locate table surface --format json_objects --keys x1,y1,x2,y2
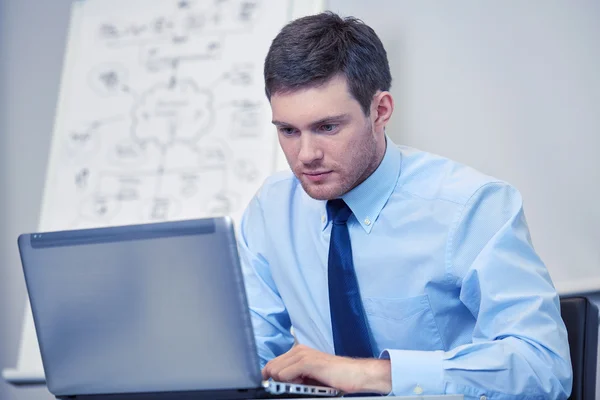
[{"x1": 271, "y1": 396, "x2": 463, "y2": 400}]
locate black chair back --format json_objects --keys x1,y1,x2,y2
[{"x1": 560, "y1": 297, "x2": 599, "y2": 400}]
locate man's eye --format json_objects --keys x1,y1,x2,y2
[
  {"x1": 279, "y1": 127, "x2": 296, "y2": 135},
  {"x1": 320, "y1": 124, "x2": 337, "y2": 132}
]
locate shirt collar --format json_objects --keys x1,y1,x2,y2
[{"x1": 320, "y1": 136, "x2": 402, "y2": 233}]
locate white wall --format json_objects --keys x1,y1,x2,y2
[{"x1": 1, "y1": 1, "x2": 599, "y2": 399}]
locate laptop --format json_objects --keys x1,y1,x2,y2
[{"x1": 18, "y1": 218, "x2": 339, "y2": 399}]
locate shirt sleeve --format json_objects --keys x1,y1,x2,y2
[
  {"x1": 381, "y1": 182, "x2": 573, "y2": 400},
  {"x1": 238, "y1": 194, "x2": 295, "y2": 368}
]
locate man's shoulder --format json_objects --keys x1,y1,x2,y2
[{"x1": 396, "y1": 145, "x2": 510, "y2": 206}]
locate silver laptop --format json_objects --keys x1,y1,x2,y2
[{"x1": 18, "y1": 218, "x2": 339, "y2": 399}]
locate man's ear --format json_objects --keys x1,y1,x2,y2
[{"x1": 371, "y1": 91, "x2": 394, "y2": 134}]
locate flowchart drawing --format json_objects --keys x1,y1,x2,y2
[{"x1": 41, "y1": 0, "x2": 291, "y2": 231}]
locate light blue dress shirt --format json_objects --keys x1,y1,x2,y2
[{"x1": 238, "y1": 138, "x2": 572, "y2": 399}]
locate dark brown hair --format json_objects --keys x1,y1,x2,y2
[{"x1": 264, "y1": 12, "x2": 392, "y2": 115}]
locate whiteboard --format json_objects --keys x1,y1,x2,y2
[{"x1": 3, "y1": 0, "x2": 323, "y2": 384}]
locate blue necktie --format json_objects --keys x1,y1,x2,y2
[{"x1": 327, "y1": 199, "x2": 374, "y2": 358}]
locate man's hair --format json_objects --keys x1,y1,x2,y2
[{"x1": 264, "y1": 12, "x2": 392, "y2": 115}]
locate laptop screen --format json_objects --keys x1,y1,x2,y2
[{"x1": 19, "y1": 218, "x2": 262, "y2": 397}]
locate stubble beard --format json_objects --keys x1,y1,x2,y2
[{"x1": 297, "y1": 128, "x2": 380, "y2": 201}]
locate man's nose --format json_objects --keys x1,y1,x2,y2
[{"x1": 297, "y1": 133, "x2": 323, "y2": 165}]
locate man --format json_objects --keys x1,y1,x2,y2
[{"x1": 238, "y1": 11, "x2": 572, "y2": 399}]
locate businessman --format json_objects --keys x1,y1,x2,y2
[{"x1": 237, "y1": 11, "x2": 572, "y2": 399}]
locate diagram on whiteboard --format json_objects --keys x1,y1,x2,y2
[{"x1": 42, "y1": 0, "x2": 290, "y2": 230}]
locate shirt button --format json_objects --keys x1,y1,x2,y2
[
  {"x1": 413, "y1": 385, "x2": 423, "y2": 395},
  {"x1": 321, "y1": 215, "x2": 326, "y2": 223},
  {"x1": 480, "y1": 396, "x2": 487, "y2": 400},
  {"x1": 364, "y1": 218, "x2": 371, "y2": 226}
]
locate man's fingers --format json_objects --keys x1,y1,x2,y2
[
  {"x1": 263, "y1": 354, "x2": 304, "y2": 379},
  {"x1": 262, "y1": 348, "x2": 305, "y2": 380},
  {"x1": 273, "y1": 362, "x2": 308, "y2": 383}
]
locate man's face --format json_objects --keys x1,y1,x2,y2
[{"x1": 270, "y1": 75, "x2": 385, "y2": 200}]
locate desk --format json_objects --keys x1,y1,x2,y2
[{"x1": 281, "y1": 396, "x2": 462, "y2": 400}]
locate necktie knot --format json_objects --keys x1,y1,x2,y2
[{"x1": 327, "y1": 199, "x2": 352, "y2": 225}]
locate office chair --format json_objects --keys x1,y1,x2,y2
[{"x1": 560, "y1": 296, "x2": 599, "y2": 400}]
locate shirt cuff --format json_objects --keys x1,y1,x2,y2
[{"x1": 379, "y1": 349, "x2": 445, "y2": 396}]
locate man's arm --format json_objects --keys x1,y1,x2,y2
[
  {"x1": 382, "y1": 182, "x2": 572, "y2": 399},
  {"x1": 238, "y1": 195, "x2": 295, "y2": 367}
]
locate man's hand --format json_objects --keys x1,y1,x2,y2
[{"x1": 261, "y1": 344, "x2": 391, "y2": 395}]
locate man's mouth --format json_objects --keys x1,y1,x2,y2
[{"x1": 302, "y1": 171, "x2": 332, "y2": 182}]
